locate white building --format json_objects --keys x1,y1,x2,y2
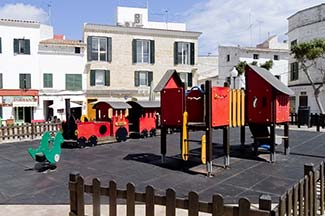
[
  {"x1": 287, "y1": 3, "x2": 325, "y2": 113},
  {"x1": 218, "y1": 36, "x2": 289, "y2": 89},
  {"x1": 197, "y1": 55, "x2": 219, "y2": 86},
  {"x1": 38, "y1": 35, "x2": 87, "y2": 121},
  {"x1": 116, "y1": 6, "x2": 186, "y2": 31},
  {"x1": 0, "y1": 19, "x2": 53, "y2": 123}
]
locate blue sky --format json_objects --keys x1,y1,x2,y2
[{"x1": 0, "y1": 0, "x2": 324, "y2": 55}]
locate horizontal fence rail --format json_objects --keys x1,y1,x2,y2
[
  {"x1": 68, "y1": 172, "x2": 271, "y2": 216},
  {"x1": 273, "y1": 162, "x2": 325, "y2": 216},
  {"x1": 0, "y1": 122, "x2": 61, "y2": 142}
]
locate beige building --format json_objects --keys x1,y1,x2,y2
[{"x1": 83, "y1": 23, "x2": 201, "y2": 118}]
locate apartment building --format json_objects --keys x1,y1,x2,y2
[
  {"x1": 288, "y1": 3, "x2": 325, "y2": 113},
  {"x1": 38, "y1": 35, "x2": 87, "y2": 121},
  {"x1": 0, "y1": 19, "x2": 53, "y2": 123},
  {"x1": 218, "y1": 36, "x2": 289, "y2": 89},
  {"x1": 84, "y1": 7, "x2": 201, "y2": 118}
]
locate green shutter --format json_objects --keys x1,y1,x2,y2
[
  {"x1": 190, "y1": 43, "x2": 195, "y2": 65},
  {"x1": 19, "y1": 74, "x2": 23, "y2": 88},
  {"x1": 174, "y1": 42, "x2": 178, "y2": 65},
  {"x1": 0, "y1": 74, "x2": 2, "y2": 89},
  {"x1": 75, "y1": 74, "x2": 82, "y2": 90},
  {"x1": 134, "y1": 71, "x2": 139, "y2": 86},
  {"x1": 25, "y1": 39, "x2": 30, "y2": 54},
  {"x1": 66, "y1": 74, "x2": 82, "y2": 90},
  {"x1": 187, "y1": 73, "x2": 193, "y2": 87},
  {"x1": 26, "y1": 74, "x2": 31, "y2": 89},
  {"x1": 87, "y1": 36, "x2": 92, "y2": 61},
  {"x1": 14, "y1": 39, "x2": 19, "y2": 54},
  {"x1": 43, "y1": 74, "x2": 53, "y2": 88},
  {"x1": 90, "y1": 70, "x2": 95, "y2": 86},
  {"x1": 148, "y1": 71, "x2": 153, "y2": 86},
  {"x1": 0, "y1": 37, "x2": 2, "y2": 53},
  {"x1": 107, "y1": 37, "x2": 112, "y2": 62},
  {"x1": 132, "y1": 39, "x2": 137, "y2": 63},
  {"x1": 150, "y1": 40, "x2": 155, "y2": 64},
  {"x1": 105, "y1": 70, "x2": 110, "y2": 86}
]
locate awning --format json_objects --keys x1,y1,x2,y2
[
  {"x1": 12, "y1": 101, "x2": 38, "y2": 107},
  {"x1": 48, "y1": 101, "x2": 82, "y2": 110},
  {"x1": 92, "y1": 101, "x2": 131, "y2": 109}
]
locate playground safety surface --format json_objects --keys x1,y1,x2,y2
[{"x1": 0, "y1": 127, "x2": 324, "y2": 204}]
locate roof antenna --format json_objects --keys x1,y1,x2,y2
[{"x1": 48, "y1": 0, "x2": 52, "y2": 25}]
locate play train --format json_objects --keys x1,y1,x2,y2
[{"x1": 62, "y1": 100, "x2": 160, "y2": 147}]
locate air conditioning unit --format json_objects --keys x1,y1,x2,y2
[
  {"x1": 134, "y1": 13, "x2": 142, "y2": 25},
  {"x1": 124, "y1": 21, "x2": 134, "y2": 27}
]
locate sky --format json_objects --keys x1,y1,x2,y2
[{"x1": 0, "y1": 0, "x2": 324, "y2": 55}]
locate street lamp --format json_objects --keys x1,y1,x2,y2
[{"x1": 230, "y1": 67, "x2": 238, "y2": 89}]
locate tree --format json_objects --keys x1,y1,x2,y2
[
  {"x1": 291, "y1": 39, "x2": 325, "y2": 114},
  {"x1": 260, "y1": 60, "x2": 273, "y2": 71},
  {"x1": 235, "y1": 61, "x2": 247, "y2": 75}
]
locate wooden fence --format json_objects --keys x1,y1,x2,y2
[
  {"x1": 0, "y1": 121, "x2": 61, "y2": 142},
  {"x1": 272, "y1": 162, "x2": 325, "y2": 216},
  {"x1": 68, "y1": 172, "x2": 271, "y2": 216}
]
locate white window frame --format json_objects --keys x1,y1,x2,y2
[
  {"x1": 136, "y1": 40, "x2": 150, "y2": 63},
  {"x1": 177, "y1": 42, "x2": 191, "y2": 65},
  {"x1": 91, "y1": 37, "x2": 108, "y2": 61},
  {"x1": 139, "y1": 71, "x2": 149, "y2": 86},
  {"x1": 95, "y1": 70, "x2": 105, "y2": 86}
]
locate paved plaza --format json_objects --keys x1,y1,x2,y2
[{"x1": 0, "y1": 126, "x2": 324, "y2": 206}]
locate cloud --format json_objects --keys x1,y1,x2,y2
[
  {"x1": 0, "y1": 3, "x2": 48, "y2": 23},
  {"x1": 185, "y1": 0, "x2": 325, "y2": 55}
]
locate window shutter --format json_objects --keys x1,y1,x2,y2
[
  {"x1": 25, "y1": 39, "x2": 31, "y2": 54},
  {"x1": 174, "y1": 42, "x2": 178, "y2": 65},
  {"x1": 26, "y1": 74, "x2": 31, "y2": 89},
  {"x1": 134, "y1": 71, "x2": 139, "y2": 86},
  {"x1": 148, "y1": 71, "x2": 153, "y2": 86},
  {"x1": 14, "y1": 39, "x2": 19, "y2": 54},
  {"x1": 150, "y1": 40, "x2": 155, "y2": 64},
  {"x1": 0, "y1": 37, "x2": 2, "y2": 53},
  {"x1": 190, "y1": 43, "x2": 195, "y2": 65},
  {"x1": 0, "y1": 74, "x2": 3, "y2": 89},
  {"x1": 87, "y1": 36, "x2": 92, "y2": 61},
  {"x1": 132, "y1": 39, "x2": 137, "y2": 63},
  {"x1": 107, "y1": 37, "x2": 112, "y2": 62},
  {"x1": 105, "y1": 70, "x2": 110, "y2": 86},
  {"x1": 187, "y1": 73, "x2": 193, "y2": 87},
  {"x1": 90, "y1": 70, "x2": 95, "y2": 86}
]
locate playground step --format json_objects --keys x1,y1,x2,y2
[{"x1": 187, "y1": 122, "x2": 206, "y2": 129}]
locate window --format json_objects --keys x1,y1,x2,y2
[
  {"x1": 132, "y1": 39, "x2": 155, "y2": 64},
  {"x1": 90, "y1": 70, "x2": 110, "y2": 86},
  {"x1": 178, "y1": 72, "x2": 193, "y2": 87},
  {"x1": 253, "y1": 54, "x2": 259, "y2": 59},
  {"x1": 14, "y1": 39, "x2": 30, "y2": 54},
  {"x1": 174, "y1": 42, "x2": 195, "y2": 65},
  {"x1": 290, "y1": 96, "x2": 296, "y2": 113},
  {"x1": 291, "y1": 40, "x2": 297, "y2": 48},
  {"x1": 43, "y1": 73, "x2": 53, "y2": 88},
  {"x1": 299, "y1": 94, "x2": 308, "y2": 107},
  {"x1": 87, "y1": 36, "x2": 112, "y2": 62},
  {"x1": 226, "y1": 54, "x2": 230, "y2": 62},
  {"x1": 134, "y1": 71, "x2": 153, "y2": 87},
  {"x1": 19, "y1": 73, "x2": 31, "y2": 89},
  {"x1": 290, "y1": 62, "x2": 299, "y2": 81},
  {"x1": 66, "y1": 74, "x2": 82, "y2": 91},
  {"x1": 274, "y1": 55, "x2": 279, "y2": 60},
  {"x1": 75, "y1": 47, "x2": 81, "y2": 54},
  {"x1": 0, "y1": 37, "x2": 2, "y2": 54}
]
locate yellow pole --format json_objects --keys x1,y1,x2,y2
[
  {"x1": 229, "y1": 90, "x2": 232, "y2": 127},
  {"x1": 237, "y1": 89, "x2": 241, "y2": 127},
  {"x1": 232, "y1": 90, "x2": 237, "y2": 127},
  {"x1": 201, "y1": 135, "x2": 206, "y2": 164},
  {"x1": 241, "y1": 90, "x2": 245, "y2": 126},
  {"x1": 182, "y1": 111, "x2": 189, "y2": 161}
]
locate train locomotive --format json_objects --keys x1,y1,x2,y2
[{"x1": 62, "y1": 99, "x2": 160, "y2": 147}]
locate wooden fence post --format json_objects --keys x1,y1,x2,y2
[
  {"x1": 166, "y1": 188, "x2": 176, "y2": 216},
  {"x1": 316, "y1": 114, "x2": 320, "y2": 132},
  {"x1": 259, "y1": 194, "x2": 272, "y2": 212},
  {"x1": 69, "y1": 172, "x2": 80, "y2": 216},
  {"x1": 188, "y1": 191, "x2": 199, "y2": 216},
  {"x1": 109, "y1": 180, "x2": 117, "y2": 216},
  {"x1": 238, "y1": 198, "x2": 250, "y2": 216},
  {"x1": 92, "y1": 178, "x2": 101, "y2": 216},
  {"x1": 212, "y1": 194, "x2": 224, "y2": 216},
  {"x1": 145, "y1": 185, "x2": 155, "y2": 216},
  {"x1": 321, "y1": 162, "x2": 325, "y2": 215},
  {"x1": 126, "y1": 183, "x2": 135, "y2": 216}
]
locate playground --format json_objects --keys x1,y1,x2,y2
[{"x1": 0, "y1": 126, "x2": 324, "y2": 205}]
